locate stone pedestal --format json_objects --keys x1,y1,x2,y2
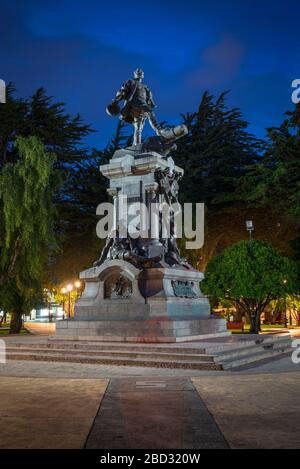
[{"x1": 56, "y1": 150, "x2": 228, "y2": 342}]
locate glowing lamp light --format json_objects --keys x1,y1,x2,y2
[
  {"x1": 245, "y1": 220, "x2": 254, "y2": 232},
  {"x1": 75, "y1": 281, "x2": 81, "y2": 289},
  {"x1": 61, "y1": 287, "x2": 67, "y2": 294},
  {"x1": 67, "y1": 284, "x2": 73, "y2": 292}
]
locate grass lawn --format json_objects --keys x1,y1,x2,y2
[
  {"x1": 230, "y1": 324, "x2": 299, "y2": 334},
  {"x1": 261, "y1": 324, "x2": 299, "y2": 329},
  {"x1": 0, "y1": 327, "x2": 29, "y2": 335}
]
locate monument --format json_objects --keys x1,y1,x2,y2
[{"x1": 56, "y1": 69, "x2": 227, "y2": 342}]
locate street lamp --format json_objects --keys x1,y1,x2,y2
[
  {"x1": 67, "y1": 284, "x2": 73, "y2": 318},
  {"x1": 283, "y1": 279, "x2": 288, "y2": 328},
  {"x1": 74, "y1": 280, "x2": 81, "y2": 300},
  {"x1": 61, "y1": 287, "x2": 67, "y2": 320},
  {"x1": 245, "y1": 220, "x2": 254, "y2": 241}
]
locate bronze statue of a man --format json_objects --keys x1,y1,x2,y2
[{"x1": 106, "y1": 68, "x2": 163, "y2": 145}]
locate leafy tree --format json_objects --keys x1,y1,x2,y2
[
  {"x1": 50, "y1": 289, "x2": 75, "y2": 317},
  {"x1": 201, "y1": 240, "x2": 299, "y2": 333},
  {"x1": 239, "y1": 103, "x2": 300, "y2": 220},
  {"x1": 0, "y1": 85, "x2": 97, "y2": 287},
  {"x1": 0, "y1": 83, "x2": 28, "y2": 167},
  {"x1": 237, "y1": 103, "x2": 300, "y2": 262},
  {"x1": 0, "y1": 136, "x2": 56, "y2": 333},
  {"x1": 0, "y1": 85, "x2": 93, "y2": 169},
  {"x1": 174, "y1": 91, "x2": 264, "y2": 206},
  {"x1": 288, "y1": 295, "x2": 300, "y2": 326}
]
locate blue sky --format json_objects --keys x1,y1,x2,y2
[{"x1": 1, "y1": 0, "x2": 299, "y2": 146}]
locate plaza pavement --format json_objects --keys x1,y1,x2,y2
[
  {"x1": 0, "y1": 331, "x2": 299, "y2": 449},
  {"x1": 0, "y1": 376, "x2": 108, "y2": 449}
]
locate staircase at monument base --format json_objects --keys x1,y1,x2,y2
[{"x1": 4, "y1": 334, "x2": 292, "y2": 370}]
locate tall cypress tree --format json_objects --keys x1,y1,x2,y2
[
  {"x1": 174, "y1": 91, "x2": 264, "y2": 206},
  {"x1": 0, "y1": 83, "x2": 28, "y2": 168},
  {"x1": 236, "y1": 103, "x2": 300, "y2": 262},
  {"x1": 173, "y1": 92, "x2": 265, "y2": 268},
  {"x1": 0, "y1": 85, "x2": 93, "y2": 169},
  {"x1": 240, "y1": 103, "x2": 300, "y2": 220}
]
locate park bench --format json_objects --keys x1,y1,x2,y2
[{"x1": 227, "y1": 321, "x2": 244, "y2": 331}]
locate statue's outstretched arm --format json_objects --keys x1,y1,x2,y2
[{"x1": 114, "y1": 80, "x2": 131, "y2": 103}]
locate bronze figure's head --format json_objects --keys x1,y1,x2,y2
[{"x1": 134, "y1": 68, "x2": 144, "y2": 80}]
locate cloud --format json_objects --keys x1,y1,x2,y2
[
  {"x1": 0, "y1": 2, "x2": 160, "y2": 145},
  {"x1": 186, "y1": 35, "x2": 245, "y2": 88},
  {"x1": 0, "y1": 1, "x2": 297, "y2": 146}
]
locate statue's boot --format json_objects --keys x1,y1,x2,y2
[{"x1": 157, "y1": 124, "x2": 188, "y2": 141}]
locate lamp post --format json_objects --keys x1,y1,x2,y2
[
  {"x1": 283, "y1": 279, "x2": 288, "y2": 328},
  {"x1": 61, "y1": 287, "x2": 67, "y2": 320},
  {"x1": 245, "y1": 220, "x2": 254, "y2": 242},
  {"x1": 67, "y1": 284, "x2": 73, "y2": 318},
  {"x1": 74, "y1": 280, "x2": 81, "y2": 300},
  {"x1": 246, "y1": 220, "x2": 255, "y2": 327}
]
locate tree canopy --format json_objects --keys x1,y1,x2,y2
[
  {"x1": 201, "y1": 240, "x2": 299, "y2": 333},
  {"x1": 0, "y1": 84, "x2": 93, "y2": 169},
  {"x1": 174, "y1": 91, "x2": 264, "y2": 207},
  {"x1": 0, "y1": 136, "x2": 56, "y2": 332},
  {"x1": 236, "y1": 102, "x2": 300, "y2": 262},
  {"x1": 238, "y1": 103, "x2": 300, "y2": 221}
]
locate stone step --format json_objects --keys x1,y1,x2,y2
[
  {"x1": 5, "y1": 346, "x2": 214, "y2": 362},
  {"x1": 5, "y1": 341, "x2": 206, "y2": 355},
  {"x1": 204, "y1": 335, "x2": 291, "y2": 354},
  {"x1": 219, "y1": 348, "x2": 293, "y2": 370},
  {"x1": 4, "y1": 335, "x2": 292, "y2": 371},
  {"x1": 213, "y1": 338, "x2": 292, "y2": 362},
  {"x1": 5, "y1": 351, "x2": 222, "y2": 370}
]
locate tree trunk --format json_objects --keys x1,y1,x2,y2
[
  {"x1": 256, "y1": 313, "x2": 261, "y2": 333},
  {"x1": 256, "y1": 312, "x2": 261, "y2": 331},
  {"x1": 9, "y1": 312, "x2": 23, "y2": 334},
  {"x1": 249, "y1": 314, "x2": 256, "y2": 334},
  {"x1": 249, "y1": 311, "x2": 261, "y2": 334}
]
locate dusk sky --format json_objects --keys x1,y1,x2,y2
[{"x1": 1, "y1": 0, "x2": 299, "y2": 147}]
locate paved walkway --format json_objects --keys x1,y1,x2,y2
[
  {"x1": 85, "y1": 377, "x2": 228, "y2": 449},
  {"x1": 0, "y1": 331, "x2": 300, "y2": 448},
  {"x1": 0, "y1": 364, "x2": 299, "y2": 448}
]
